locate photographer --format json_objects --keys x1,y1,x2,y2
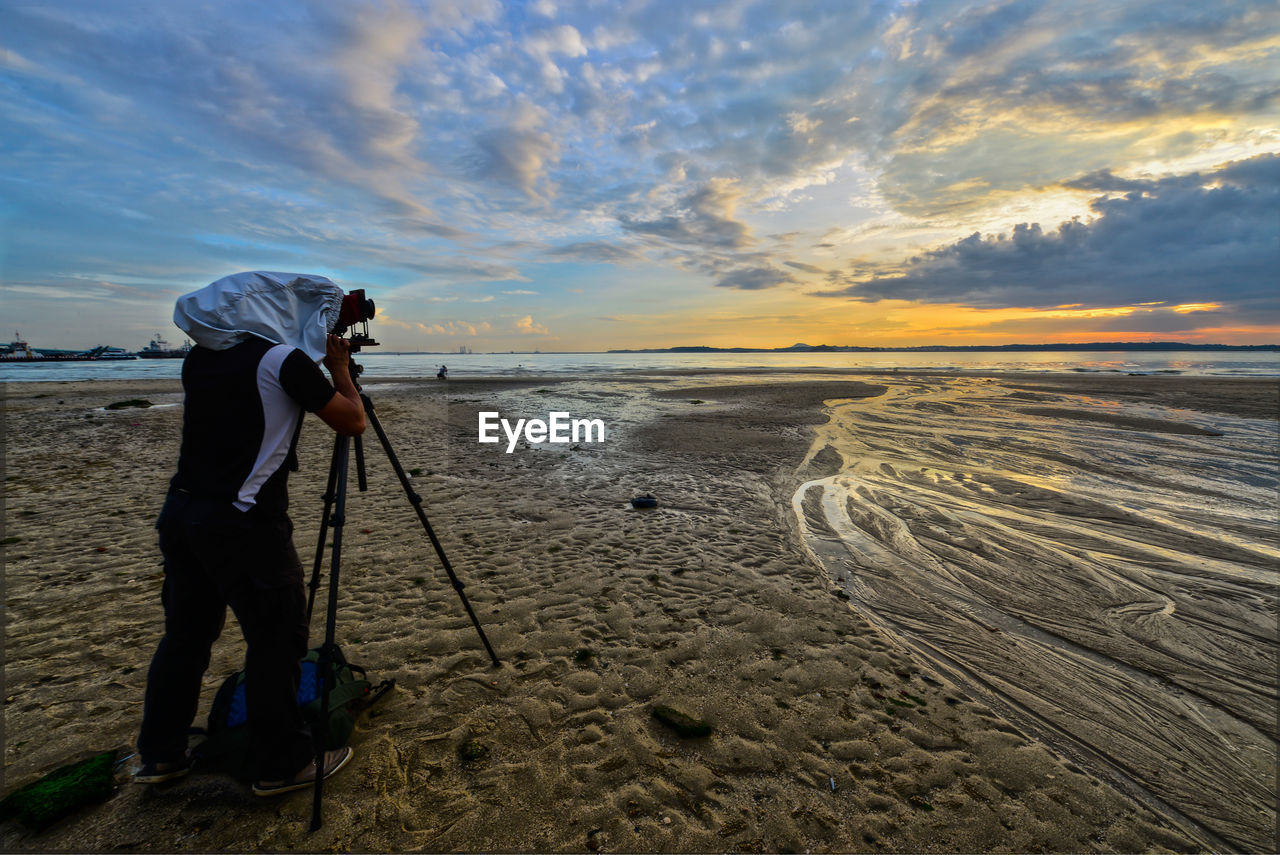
[{"x1": 135, "y1": 272, "x2": 365, "y2": 794}]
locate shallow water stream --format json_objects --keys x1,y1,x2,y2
[{"x1": 792, "y1": 377, "x2": 1278, "y2": 851}]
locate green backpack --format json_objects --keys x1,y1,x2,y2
[{"x1": 194, "y1": 645, "x2": 392, "y2": 781}]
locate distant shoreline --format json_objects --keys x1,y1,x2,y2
[
  {"x1": 608, "y1": 341, "x2": 1280, "y2": 354},
  {"x1": 6, "y1": 342, "x2": 1276, "y2": 359}
]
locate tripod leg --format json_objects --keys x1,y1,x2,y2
[
  {"x1": 310, "y1": 433, "x2": 350, "y2": 833},
  {"x1": 361, "y1": 394, "x2": 501, "y2": 668},
  {"x1": 307, "y1": 433, "x2": 343, "y2": 626},
  {"x1": 354, "y1": 435, "x2": 368, "y2": 492}
]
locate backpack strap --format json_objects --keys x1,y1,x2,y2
[
  {"x1": 363, "y1": 678, "x2": 395, "y2": 709},
  {"x1": 309, "y1": 676, "x2": 373, "y2": 713}
]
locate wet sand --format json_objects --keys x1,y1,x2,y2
[
  {"x1": 1, "y1": 371, "x2": 1273, "y2": 852},
  {"x1": 789, "y1": 374, "x2": 1277, "y2": 851}
]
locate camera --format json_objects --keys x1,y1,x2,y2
[{"x1": 333, "y1": 289, "x2": 378, "y2": 349}]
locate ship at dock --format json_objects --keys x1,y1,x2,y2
[
  {"x1": 1, "y1": 332, "x2": 137, "y2": 361},
  {"x1": 137, "y1": 335, "x2": 192, "y2": 358}
]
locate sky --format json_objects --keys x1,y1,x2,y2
[{"x1": 2, "y1": 0, "x2": 1278, "y2": 352}]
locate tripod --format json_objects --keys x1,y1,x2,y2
[{"x1": 304, "y1": 352, "x2": 500, "y2": 831}]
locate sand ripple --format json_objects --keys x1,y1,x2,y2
[{"x1": 793, "y1": 376, "x2": 1278, "y2": 851}]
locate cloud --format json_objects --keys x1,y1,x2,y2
[
  {"x1": 784, "y1": 260, "x2": 826, "y2": 274},
  {"x1": 530, "y1": 0, "x2": 557, "y2": 19},
  {"x1": 813, "y1": 155, "x2": 1280, "y2": 312},
  {"x1": 519, "y1": 24, "x2": 588, "y2": 93},
  {"x1": 856, "y1": 1, "x2": 1279, "y2": 217},
  {"x1": 417, "y1": 319, "x2": 493, "y2": 336},
  {"x1": 3, "y1": 0, "x2": 1278, "y2": 348},
  {"x1": 523, "y1": 24, "x2": 587, "y2": 60},
  {"x1": 0, "y1": 2, "x2": 500, "y2": 295},
  {"x1": 397, "y1": 257, "x2": 528, "y2": 282},
  {"x1": 326, "y1": 2, "x2": 424, "y2": 167},
  {"x1": 714, "y1": 266, "x2": 798, "y2": 291},
  {"x1": 544, "y1": 241, "x2": 642, "y2": 263},
  {"x1": 970, "y1": 306, "x2": 1236, "y2": 336},
  {"x1": 0, "y1": 281, "x2": 103, "y2": 300},
  {"x1": 619, "y1": 179, "x2": 753, "y2": 250},
  {"x1": 514, "y1": 315, "x2": 550, "y2": 335},
  {"x1": 472, "y1": 124, "x2": 559, "y2": 200}
]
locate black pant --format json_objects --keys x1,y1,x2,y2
[{"x1": 138, "y1": 491, "x2": 313, "y2": 780}]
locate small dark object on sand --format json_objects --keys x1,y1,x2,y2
[
  {"x1": 105, "y1": 399, "x2": 153, "y2": 410},
  {"x1": 651, "y1": 705, "x2": 713, "y2": 738},
  {"x1": 630, "y1": 494, "x2": 658, "y2": 509},
  {"x1": 458, "y1": 740, "x2": 489, "y2": 764},
  {"x1": 0, "y1": 750, "x2": 117, "y2": 830}
]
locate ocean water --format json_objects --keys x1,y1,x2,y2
[{"x1": 2, "y1": 348, "x2": 1278, "y2": 382}]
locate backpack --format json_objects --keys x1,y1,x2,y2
[{"x1": 193, "y1": 644, "x2": 393, "y2": 780}]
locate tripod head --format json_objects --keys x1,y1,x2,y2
[
  {"x1": 342, "y1": 346, "x2": 368, "y2": 390},
  {"x1": 340, "y1": 326, "x2": 378, "y2": 389},
  {"x1": 346, "y1": 331, "x2": 379, "y2": 353}
]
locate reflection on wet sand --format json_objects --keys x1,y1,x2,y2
[{"x1": 793, "y1": 377, "x2": 1278, "y2": 851}]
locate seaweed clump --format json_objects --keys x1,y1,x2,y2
[{"x1": 0, "y1": 750, "x2": 117, "y2": 830}]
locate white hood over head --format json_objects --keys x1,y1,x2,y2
[{"x1": 173, "y1": 271, "x2": 344, "y2": 362}]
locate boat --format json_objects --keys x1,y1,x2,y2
[
  {"x1": 88, "y1": 345, "x2": 136, "y2": 360},
  {"x1": 1, "y1": 332, "x2": 40, "y2": 360},
  {"x1": 137, "y1": 335, "x2": 192, "y2": 359},
  {"x1": 1, "y1": 332, "x2": 138, "y2": 361}
]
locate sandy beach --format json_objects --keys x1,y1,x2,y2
[{"x1": 2, "y1": 371, "x2": 1275, "y2": 853}]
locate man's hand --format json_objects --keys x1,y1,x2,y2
[
  {"x1": 317, "y1": 334, "x2": 366, "y2": 436},
  {"x1": 323, "y1": 334, "x2": 351, "y2": 373}
]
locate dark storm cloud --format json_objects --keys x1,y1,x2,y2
[{"x1": 814, "y1": 154, "x2": 1280, "y2": 311}]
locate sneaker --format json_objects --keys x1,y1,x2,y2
[
  {"x1": 134, "y1": 754, "x2": 195, "y2": 784},
  {"x1": 252, "y1": 746, "x2": 353, "y2": 796}
]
